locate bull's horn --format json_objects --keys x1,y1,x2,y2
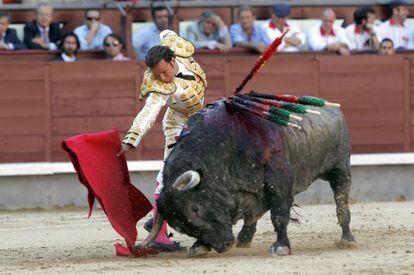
[
  {"x1": 172, "y1": 170, "x2": 201, "y2": 191},
  {"x1": 139, "y1": 214, "x2": 164, "y2": 247}
]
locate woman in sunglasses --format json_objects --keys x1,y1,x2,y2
[{"x1": 103, "y1": 34, "x2": 130, "y2": 61}]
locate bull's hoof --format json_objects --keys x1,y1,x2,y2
[
  {"x1": 269, "y1": 245, "x2": 291, "y2": 256},
  {"x1": 335, "y1": 239, "x2": 357, "y2": 249},
  {"x1": 236, "y1": 239, "x2": 252, "y2": 248},
  {"x1": 189, "y1": 242, "x2": 211, "y2": 257},
  {"x1": 335, "y1": 233, "x2": 357, "y2": 249}
]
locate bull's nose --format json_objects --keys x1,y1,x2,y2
[{"x1": 225, "y1": 240, "x2": 234, "y2": 249}]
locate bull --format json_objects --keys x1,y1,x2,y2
[{"x1": 143, "y1": 98, "x2": 356, "y2": 256}]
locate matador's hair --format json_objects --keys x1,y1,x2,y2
[{"x1": 145, "y1": 45, "x2": 175, "y2": 68}]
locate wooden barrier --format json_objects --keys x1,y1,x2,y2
[{"x1": 0, "y1": 52, "x2": 413, "y2": 163}]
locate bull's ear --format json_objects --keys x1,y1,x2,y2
[{"x1": 172, "y1": 170, "x2": 201, "y2": 191}]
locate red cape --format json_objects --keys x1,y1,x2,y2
[{"x1": 62, "y1": 128, "x2": 156, "y2": 256}]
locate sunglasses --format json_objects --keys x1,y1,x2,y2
[
  {"x1": 104, "y1": 41, "x2": 120, "y2": 47},
  {"x1": 86, "y1": 17, "x2": 100, "y2": 21}
]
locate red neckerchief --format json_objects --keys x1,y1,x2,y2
[
  {"x1": 320, "y1": 26, "x2": 335, "y2": 36},
  {"x1": 390, "y1": 18, "x2": 405, "y2": 27},
  {"x1": 269, "y1": 20, "x2": 289, "y2": 30},
  {"x1": 354, "y1": 25, "x2": 367, "y2": 34}
]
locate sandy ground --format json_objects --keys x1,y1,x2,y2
[{"x1": 0, "y1": 202, "x2": 413, "y2": 275}]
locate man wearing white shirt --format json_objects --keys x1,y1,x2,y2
[
  {"x1": 377, "y1": 0, "x2": 410, "y2": 50},
  {"x1": 263, "y1": 3, "x2": 305, "y2": 52},
  {"x1": 308, "y1": 8, "x2": 351, "y2": 55},
  {"x1": 345, "y1": 7, "x2": 380, "y2": 51}
]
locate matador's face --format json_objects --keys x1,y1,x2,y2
[{"x1": 150, "y1": 57, "x2": 176, "y2": 83}]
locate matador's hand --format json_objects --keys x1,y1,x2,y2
[{"x1": 117, "y1": 143, "x2": 134, "y2": 157}]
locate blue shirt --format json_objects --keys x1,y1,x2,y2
[
  {"x1": 133, "y1": 24, "x2": 162, "y2": 60},
  {"x1": 230, "y1": 23, "x2": 271, "y2": 46},
  {"x1": 74, "y1": 24, "x2": 112, "y2": 50}
]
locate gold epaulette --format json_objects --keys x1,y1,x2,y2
[
  {"x1": 160, "y1": 30, "x2": 195, "y2": 58},
  {"x1": 140, "y1": 69, "x2": 177, "y2": 99}
]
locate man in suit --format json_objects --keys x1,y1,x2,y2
[
  {"x1": 24, "y1": 3, "x2": 61, "y2": 50},
  {"x1": 0, "y1": 12, "x2": 26, "y2": 50}
]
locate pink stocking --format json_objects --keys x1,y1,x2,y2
[{"x1": 152, "y1": 193, "x2": 173, "y2": 245}]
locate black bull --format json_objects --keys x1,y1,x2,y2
[{"x1": 156, "y1": 99, "x2": 356, "y2": 256}]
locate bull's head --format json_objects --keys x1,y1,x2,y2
[{"x1": 158, "y1": 169, "x2": 235, "y2": 254}]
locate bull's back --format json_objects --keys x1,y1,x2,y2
[{"x1": 185, "y1": 101, "x2": 350, "y2": 196}]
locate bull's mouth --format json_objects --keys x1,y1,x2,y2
[{"x1": 212, "y1": 239, "x2": 235, "y2": 253}]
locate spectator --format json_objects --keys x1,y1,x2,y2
[
  {"x1": 263, "y1": 3, "x2": 305, "y2": 52},
  {"x1": 0, "y1": 12, "x2": 26, "y2": 51},
  {"x1": 133, "y1": 3, "x2": 172, "y2": 59},
  {"x1": 56, "y1": 32, "x2": 79, "y2": 62},
  {"x1": 185, "y1": 10, "x2": 231, "y2": 52},
  {"x1": 377, "y1": 0, "x2": 410, "y2": 50},
  {"x1": 345, "y1": 7, "x2": 380, "y2": 51},
  {"x1": 74, "y1": 9, "x2": 112, "y2": 50},
  {"x1": 103, "y1": 34, "x2": 130, "y2": 61},
  {"x1": 24, "y1": 3, "x2": 61, "y2": 50},
  {"x1": 308, "y1": 8, "x2": 351, "y2": 55},
  {"x1": 379, "y1": 38, "x2": 395, "y2": 55},
  {"x1": 230, "y1": 6, "x2": 271, "y2": 53}
]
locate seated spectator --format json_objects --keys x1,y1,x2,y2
[
  {"x1": 0, "y1": 12, "x2": 26, "y2": 51},
  {"x1": 308, "y1": 8, "x2": 351, "y2": 55},
  {"x1": 377, "y1": 0, "x2": 410, "y2": 50},
  {"x1": 230, "y1": 6, "x2": 271, "y2": 53},
  {"x1": 74, "y1": 9, "x2": 112, "y2": 50},
  {"x1": 345, "y1": 7, "x2": 380, "y2": 51},
  {"x1": 24, "y1": 3, "x2": 61, "y2": 50},
  {"x1": 263, "y1": 3, "x2": 305, "y2": 52},
  {"x1": 379, "y1": 38, "x2": 395, "y2": 55},
  {"x1": 103, "y1": 34, "x2": 130, "y2": 61},
  {"x1": 185, "y1": 10, "x2": 231, "y2": 52},
  {"x1": 56, "y1": 32, "x2": 79, "y2": 62},
  {"x1": 133, "y1": 3, "x2": 172, "y2": 59}
]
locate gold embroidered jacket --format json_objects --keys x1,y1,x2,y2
[{"x1": 122, "y1": 30, "x2": 207, "y2": 149}]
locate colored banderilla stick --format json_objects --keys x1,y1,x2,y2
[
  {"x1": 249, "y1": 91, "x2": 340, "y2": 108},
  {"x1": 237, "y1": 93, "x2": 321, "y2": 115},
  {"x1": 234, "y1": 28, "x2": 290, "y2": 94},
  {"x1": 233, "y1": 95, "x2": 302, "y2": 121},
  {"x1": 224, "y1": 98, "x2": 301, "y2": 129}
]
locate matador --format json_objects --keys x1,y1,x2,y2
[{"x1": 118, "y1": 30, "x2": 207, "y2": 252}]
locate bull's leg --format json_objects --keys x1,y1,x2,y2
[
  {"x1": 328, "y1": 168, "x2": 356, "y2": 247},
  {"x1": 268, "y1": 199, "x2": 291, "y2": 255},
  {"x1": 236, "y1": 221, "x2": 257, "y2": 248},
  {"x1": 265, "y1": 156, "x2": 293, "y2": 256}
]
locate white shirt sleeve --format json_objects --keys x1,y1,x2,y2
[
  {"x1": 290, "y1": 23, "x2": 306, "y2": 48},
  {"x1": 308, "y1": 26, "x2": 326, "y2": 51},
  {"x1": 123, "y1": 93, "x2": 168, "y2": 147},
  {"x1": 345, "y1": 25, "x2": 357, "y2": 50},
  {"x1": 376, "y1": 22, "x2": 387, "y2": 43},
  {"x1": 336, "y1": 27, "x2": 351, "y2": 48},
  {"x1": 74, "y1": 26, "x2": 88, "y2": 50}
]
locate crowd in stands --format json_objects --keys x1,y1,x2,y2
[{"x1": 0, "y1": 0, "x2": 412, "y2": 61}]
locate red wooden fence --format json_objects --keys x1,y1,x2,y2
[{"x1": 0, "y1": 53, "x2": 413, "y2": 163}]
